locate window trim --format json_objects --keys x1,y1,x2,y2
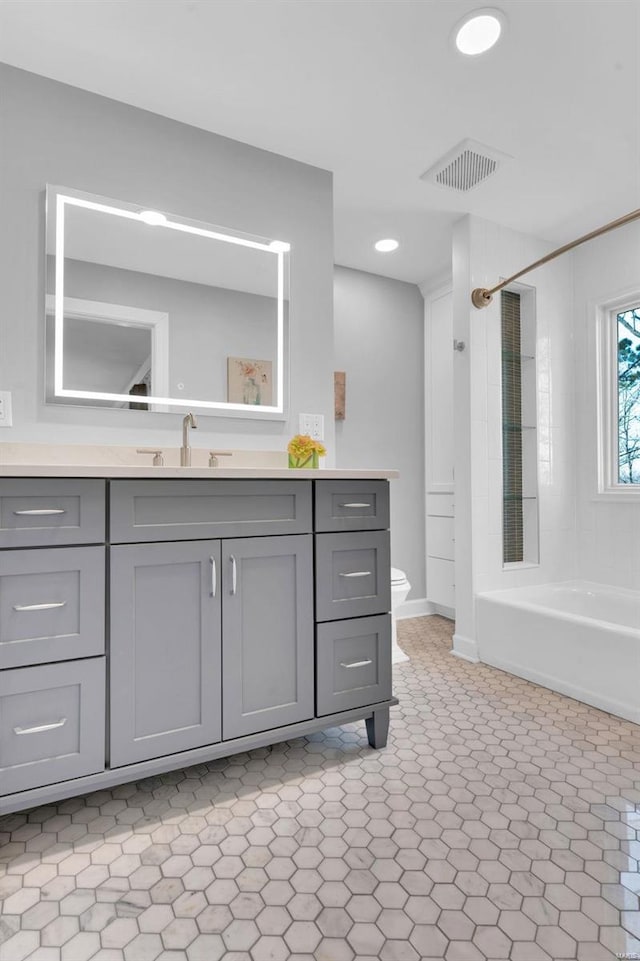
[{"x1": 596, "y1": 291, "x2": 640, "y2": 498}]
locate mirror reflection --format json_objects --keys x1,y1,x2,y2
[{"x1": 45, "y1": 187, "x2": 289, "y2": 416}]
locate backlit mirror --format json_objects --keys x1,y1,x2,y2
[{"x1": 45, "y1": 186, "x2": 289, "y2": 417}]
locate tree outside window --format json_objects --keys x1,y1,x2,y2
[{"x1": 618, "y1": 307, "x2": 640, "y2": 483}]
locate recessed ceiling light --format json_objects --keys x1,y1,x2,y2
[
  {"x1": 455, "y1": 9, "x2": 504, "y2": 56},
  {"x1": 139, "y1": 209, "x2": 168, "y2": 226},
  {"x1": 375, "y1": 238, "x2": 399, "y2": 253}
]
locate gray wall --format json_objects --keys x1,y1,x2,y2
[
  {"x1": 334, "y1": 266, "x2": 426, "y2": 599},
  {"x1": 0, "y1": 64, "x2": 334, "y2": 456}
]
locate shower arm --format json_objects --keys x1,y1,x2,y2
[{"x1": 471, "y1": 207, "x2": 640, "y2": 309}]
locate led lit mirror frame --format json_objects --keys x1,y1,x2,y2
[{"x1": 46, "y1": 185, "x2": 290, "y2": 417}]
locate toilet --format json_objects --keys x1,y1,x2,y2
[{"x1": 390, "y1": 567, "x2": 411, "y2": 664}]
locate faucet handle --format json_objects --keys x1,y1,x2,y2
[
  {"x1": 209, "y1": 450, "x2": 233, "y2": 468},
  {"x1": 137, "y1": 448, "x2": 165, "y2": 467}
]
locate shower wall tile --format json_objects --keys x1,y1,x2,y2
[
  {"x1": 454, "y1": 215, "x2": 577, "y2": 650},
  {"x1": 572, "y1": 220, "x2": 640, "y2": 590}
]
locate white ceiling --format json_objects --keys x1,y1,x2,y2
[{"x1": 1, "y1": 0, "x2": 639, "y2": 286}]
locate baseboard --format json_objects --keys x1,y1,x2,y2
[
  {"x1": 452, "y1": 633, "x2": 480, "y2": 663},
  {"x1": 432, "y1": 604, "x2": 455, "y2": 621},
  {"x1": 395, "y1": 598, "x2": 433, "y2": 620}
]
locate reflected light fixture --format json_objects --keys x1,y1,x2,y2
[
  {"x1": 374, "y1": 238, "x2": 399, "y2": 252},
  {"x1": 455, "y1": 9, "x2": 504, "y2": 56},
  {"x1": 139, "y1": 209, "x2": 168, "y2": 226},
  {"x1": 269, "y1": 240, "x2": 291, "y2": 252}
]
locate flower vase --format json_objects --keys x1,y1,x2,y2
[{"x1": 288, "y1": 450, "x2": 319, "y2": 469}]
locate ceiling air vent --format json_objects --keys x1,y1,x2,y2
[{"x1": 421, "y1": 138, "x2": 511, "y2": 192}]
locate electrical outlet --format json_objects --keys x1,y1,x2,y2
[
  {"x1": 299, "y1": 413, "x2": 324, "y2": 441},
  {"x1": 0, "y1": 391, "x2": 13, "y2": 427}
]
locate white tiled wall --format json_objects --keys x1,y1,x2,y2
[
  {"x1": 452, "y1": 217, "x2": 576, "y2": 654},
  {"x1": 573, "y1": 222, "x2": 640, "y2": 590},
  {"x1": 452, "y1": 214, "x2": 640, "y2": 657}
]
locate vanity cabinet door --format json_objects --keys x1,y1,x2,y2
[
  {"x1": 222, "y1": 535, "x2": 314, "y2": 739},
  {"x1": 110, "y1": 540, "x2": 221, "y2": 767}
]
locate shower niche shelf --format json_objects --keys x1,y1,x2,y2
[
  {"x1": 501, "y1": 286, "x2": 539, "y2": 567},
  {"x1": 501, "y1": 350, "x2": 535, "y2": 362}
]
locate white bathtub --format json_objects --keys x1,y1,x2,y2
[{"x1": 476, "y1": 580, "x2": 640, "y2": 724}]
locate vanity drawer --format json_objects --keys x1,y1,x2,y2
[
  {"x1": 110, "y1": 480, "x2": 312, "y2": 542},
  {"x1": 316, "y1": 614, "x2": 392, "y2": 716},
  {"x1": 315, "y1": 480, "x2": 390, "y2": 533},
  {"x1": 0, "y1": 547, "x2": 105, "y2": 669},
  {"x1": 0, "y1": 480, "x2": 105, "y2": 548},
  {"x1": 315, "y1": 530, "x2": 391, "y2": 622},
  {"x1": 0, "y1": 658, "x2": 105, "y2": 796}
]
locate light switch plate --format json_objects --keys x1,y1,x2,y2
[
  {"x1": 0, "y1": 391, "x2": 13, "y2": 427},
  {"x1": 299, "y1": 413, "x2": 324, "y2": 441}
]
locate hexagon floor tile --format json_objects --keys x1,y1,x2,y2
[{"x1": 2, "y1": 616, "x2": 640, "y2": 960}]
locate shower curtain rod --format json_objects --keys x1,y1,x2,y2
[{"x1": 471, "y1": 207, "x2": 640, "y2": 309}]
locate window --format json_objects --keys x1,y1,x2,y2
[
  {"x1": 617, "y1": 305, "x2": 640, "y2": 484},
  {"x1": 597, "y1": 296, "x2": 640, "y2": 496}
]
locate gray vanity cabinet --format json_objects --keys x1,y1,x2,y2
[
  {"x1": 0, "y1": 475, "x2": 396, "y2": 815},
  {"x1": 221, "y1": 535, "x2": 314, "y2": 739},
  {"x1": 109, "y1": 540, "x2": 222, "y2": 767}
]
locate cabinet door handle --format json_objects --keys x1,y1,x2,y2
[
  {"x1": 339, "y1": 502, "x2": 371, "y2": 508},
  {"x1": 13, "y1": 508, "x2": 66, "y2": 516},
  {"x1": 14, "y1": 717, "x2": 67, "y2": 735},
  {"x1": 339, "y1": 571, "x2": 372, "y2": 578},
  {"x1": 340, "y1": 659, "x2": 373, "y2": 669},
  {"x1": 13, "y1": 601, "x2": 67, "y2": 612},
  {"x1": 230, "y1": 555, "x2": 237, "y2": 595},
  {"x1": 209, "y1": 556, "x2": 217, "y2": 597}
]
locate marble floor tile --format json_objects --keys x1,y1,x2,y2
[{"x1": 1, "y1": 615, "x2": 640, "y2": 960}]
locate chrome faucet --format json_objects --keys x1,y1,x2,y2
[{"x1": 180, "y1": 412, "x2": 198, "y2": 466}]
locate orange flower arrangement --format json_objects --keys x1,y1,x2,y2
[{"x1": 287, "y1": 434, "x2": 326, "y2": 469}]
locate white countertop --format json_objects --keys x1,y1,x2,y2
[
  {"x1": 0, "y1": 444, "x2": 398, "y2": 479},
  {"x1": 0, "y1": 465, "x2": 398, "y2": 480}
]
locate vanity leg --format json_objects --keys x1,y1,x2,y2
[{"x1": 365, "y1": 708, "x2": 389, "y2": 749}]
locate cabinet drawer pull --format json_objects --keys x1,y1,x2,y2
[
  {"x1": 13, "y1": 508, "x2": 66, "y2": 516},
  {"x1": 13, "y1": 601, "x2": 67, "y2": 612},
  {"x1": 340, "y1": 659, "x2": 373, "y2": 669},
  {"x1": 14, "y1": 717, "x2": 67, "y2": 735},
  {"x1": 210, "y1": 556, "x2": 217, "y2": 598},
  {"x1": 339, "y1": 571, "x2": 372, "y2": 578},
  {"x1": 230, "y1": 555, "x2": 237, "y2": 595},
  {"x1": 339, "y1": 502, "x2": 371, "y2": 509}
]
